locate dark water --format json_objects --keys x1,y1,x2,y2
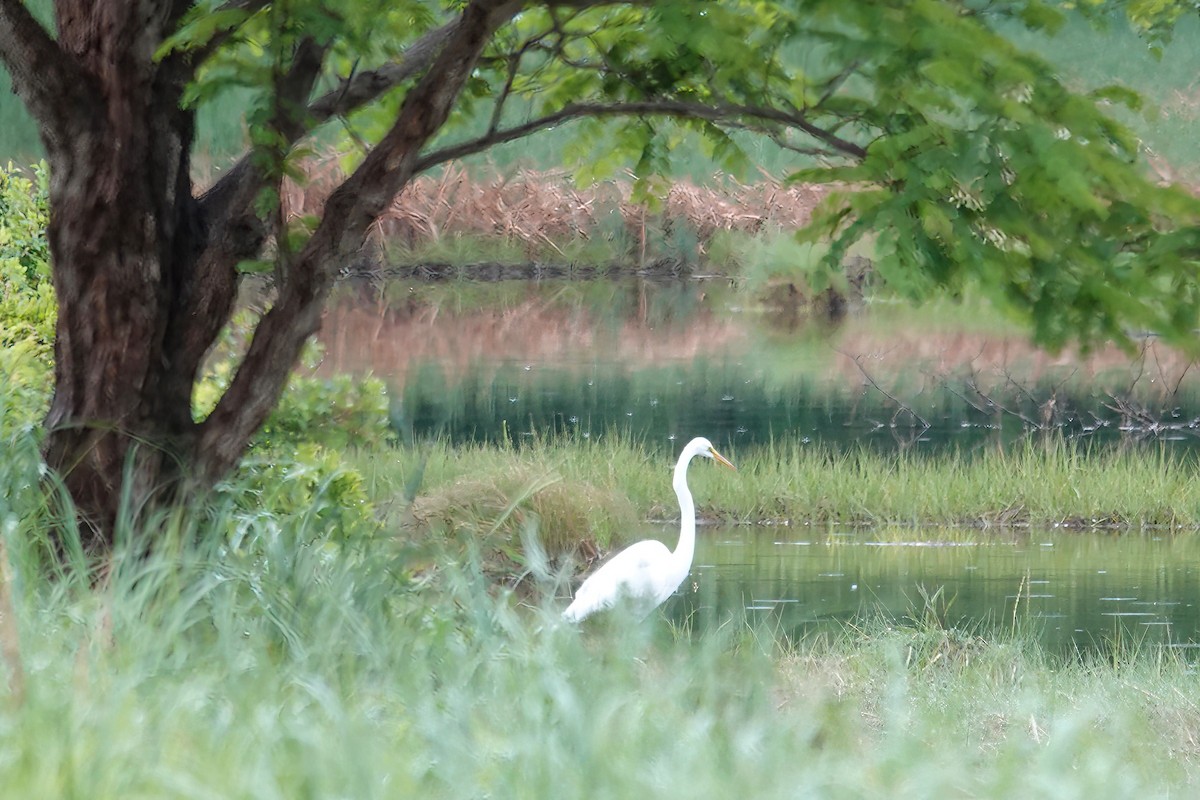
[
  {"x1": 397, "y1": 356, "x2": 1200, "y2": 456},
  {"x1": 667, "y1": 525, "x2": 1200, "y2": 654}
]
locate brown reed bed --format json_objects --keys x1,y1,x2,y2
[{"x1": 281, "y1": 156, "x2": 831, "y2": 268}]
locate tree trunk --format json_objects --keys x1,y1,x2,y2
[{"x1": 37, "y1": 2, "x2": 206, "y2": 548}]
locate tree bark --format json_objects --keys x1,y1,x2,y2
[{"x1": 27, "y1": 1, "x2": 202, "y2": 546}]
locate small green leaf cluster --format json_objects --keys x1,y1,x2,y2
[
  {"x1": 218, "y1": 442, "x2": 377, "y2": 547},
  {"x1": 259, "y1": 370, "x2": 392, "y2": 451}
]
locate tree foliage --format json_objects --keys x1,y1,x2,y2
[
  {"x1": 0, "y1": 0, "x2": 1197, "y2": 544},
  {"x1": 793, "y1": 1, "x2": 1200, "y2": 349}
]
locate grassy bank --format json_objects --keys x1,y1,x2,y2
[
  {"x1": 360, "y1": 437, "x2": 1200, "y2": 561},
  {"x1": 1, "y1": 433, "x2": 1199, "y2": 796}
]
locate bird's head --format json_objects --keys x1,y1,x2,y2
[{"x1": 686, "y1": 437, "x2": 737, "y2": 470}]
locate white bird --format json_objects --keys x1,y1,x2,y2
[{"x1": 562, "y1": 436, "x2": 736, "y2": 623}]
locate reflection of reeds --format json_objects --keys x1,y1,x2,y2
[
  {"x1": 282, "y1": 158, "x2": 829, "y2": 263},
  {"x1": 317, "y1": 292, "x2": 748, "y2": 384},
  {"x1": 318, "y1": 284, "x2": 1200, "y2": 408}
]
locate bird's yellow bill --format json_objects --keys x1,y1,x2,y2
[{"x1": 709, "y1": 447, "x2": 736, "y2": 471}]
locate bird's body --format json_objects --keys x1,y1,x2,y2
[{"x1": 562, "y1": 437, "x2": 735, "y2": 623}]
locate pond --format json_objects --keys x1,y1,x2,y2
[
  {"x1": 669, "y1": 524, "x2": 1200, "y2": 655},
  {"x1": 317, "y1": 277, "x2": 1200, "y2": 650}
]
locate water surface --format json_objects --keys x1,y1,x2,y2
[{"x1": 667, "y1": 525, "x2": 1200, "y2": 654}]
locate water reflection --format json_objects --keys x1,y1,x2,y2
[
  {"x1": 318, "y1": 279, "x2": 1200, "y2": 454},
  {"x1": 669, "y1": 525, "x2": 1200, "y2": 653}
]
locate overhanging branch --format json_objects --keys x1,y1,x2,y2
[
  {"x1": 413, "y1": 98, "x2": 870, "y2": 173},
  {"x1": 306, "y1": 21, "x2": 457, "y2": 124},
  {"x1": 199, "y1": 19, "x2": 457, "y2": 223},
  {"x1": 195, "y1": 0, "x2": 524, "y2": 480}
]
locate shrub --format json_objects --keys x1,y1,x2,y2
[
  {"x1": 196, "y1": 309, "x2": 392, "y2": 451},
  {"x1": 0, "y1": 162, "x2": 54, "y2": 433},
  {"x1": 0, "y1": 161, "x2": 54, "y2": 361},
  {"x1": 217, "y1": 443, "x2": 378, "y2": 548}
]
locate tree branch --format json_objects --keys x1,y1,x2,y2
[
  {"x1": 0, "y1": 0, "x2": 95, "y2": 153},
  {"x1": 195, "y1": 0, "x2": 524, "y2": 481},
  {"x1": 198, "y1": 18, "x2": 457, "y2": 224},
  {"x1": 413, "y1": 98, "x2": 870, "y2": 173},
  {"x1": 488, "y1": 32, "x2": 549, "y2": 137},
  {"x1": 273, "y1": 37, "x2": 330, "y2": 145},
  {"x1": 170, "y1": 33, "x2": 328, "y2": 413},
  {"x1": 268, "y1": 35, "x2": 329, "y2": 284},
  {"x1": 199, "y1": 1, "x2": 643, "y2": 222}
]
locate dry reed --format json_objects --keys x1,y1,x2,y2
[{"x1": 281, "y1": 156, "x2": 830, "y2": 258}]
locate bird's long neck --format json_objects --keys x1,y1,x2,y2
[{"x1": 672, "y1": 451, "x2": 697, "y2": 570}]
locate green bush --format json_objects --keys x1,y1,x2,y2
[
  {"x1": 0, "y1": 337, "x2": 51, "y2": 440},
  {"x1": 0, "y1": 162, "x2": 54, "y2": 433},
  {"x1": 218, "y1": 442, "x2": 378, "y2": 547},
  {"x1": 196, "y1": 310, "x2": 392, "y2": 451},
  {"x1": 261, "y1": 370, "x2": 391, "y2": 450},
  {"x1": 0, "y1": 161, "x2": 54, "y2": 360}
]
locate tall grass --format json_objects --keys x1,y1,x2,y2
[
  {"x1": 359, "y1": 436, "x2": 1200, "y2": 554},
  {"x1": 721, "y1": 437, "x2": 1199, "y2": 529},
  {"x1": 1, "y1": 427, "x2": 1200, "y2": 796}
]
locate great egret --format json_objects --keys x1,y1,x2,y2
[{"x1": 562, "y1": 436, "x2": 736, "y2": 623}]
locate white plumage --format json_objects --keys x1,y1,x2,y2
[{"x1": 562, "y1": 437, "x2": 736, "y2": 623}]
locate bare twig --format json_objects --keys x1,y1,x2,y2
[
  {"x1": 1172, "y1": 359, "x2": 1196, "y2": 398},
  {"x1": 941, "y1": 375, "x2": 992, "y2": 416},
  {"x1": 487, "y1": 29, "x2": 552, "y2": 137},
  {"x1": 965, "y1": 374, "x2": 1043, "y2": 429},
  {"x1": 814, "y1": 59, "x2": 862, "y2": 109},
  {"x1": 838, "y1": 348, "x2": 931, "y2": 431}
]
